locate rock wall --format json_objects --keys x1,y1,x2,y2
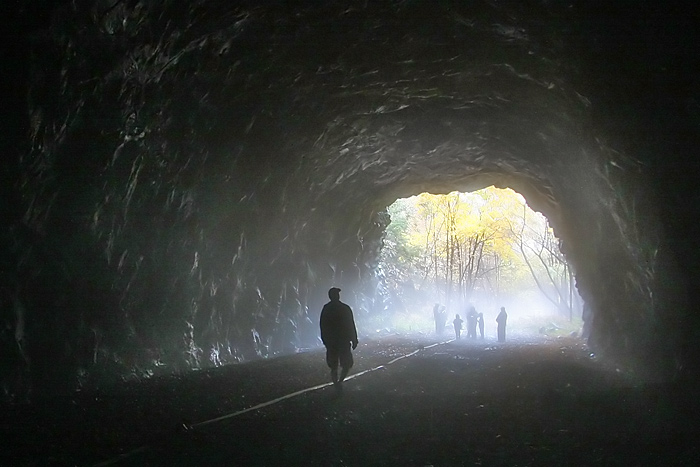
[{"x1": 2, "y1": 0, "x2": 694, "y2": 398}]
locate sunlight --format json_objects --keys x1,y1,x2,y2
[{"x1": 378, "y1": 186, "x2": 583, "y2": 339}]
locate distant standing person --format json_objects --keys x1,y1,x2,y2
[
  {"x1": 453, "y1": 314, "x2": 464, "y2": 340},
  {"x1": 477, "y1": 312, "x2": 484, "y2": 339},
  {"x1": 434, "y1": 304, "x2": 447, "y2": 335},
  {"x1": 466, "y1": 306, "x2": 478, "y2": 339},
  {"x1": 496, "y1": 306, "x2": 508, "y2": 342},
  {"x1": 433, "y1": 303, "x2": 441, "y2": 334},
  {"x1": 320, "y1": 287, "x2": 359, "y2": 387},
  {"x1": 439, "y1": 305, "x2": 447, "y2": 334}
]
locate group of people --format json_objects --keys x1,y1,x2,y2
[
  {"x1": 318, "y1": 287, "x2": 509, "y2": 390},
  {"x1": 452, "y1": 306, "x2": 483, "y2": 340},
  {"x1": 449, "y1": 305, "x2": 508, "y2": 343}
]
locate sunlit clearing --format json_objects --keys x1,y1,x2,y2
[{"x1": 377, "y1": 186, "x2": 583, "y2": 340}]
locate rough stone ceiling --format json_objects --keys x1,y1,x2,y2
[{"x1": 4, "y1": 0, "x2": 697, "y2": 396}]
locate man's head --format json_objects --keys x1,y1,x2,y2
[{"x1": 328, "y1": 287, "x2": 341, "y2": 301}]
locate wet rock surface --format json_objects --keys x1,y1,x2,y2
[{"x1": 2, "y1": 335, "x2": 697, "y2": 466}]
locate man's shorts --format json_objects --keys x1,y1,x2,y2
[{"x1": 325, "y1": 342, "x2": 353, "y2": 370}]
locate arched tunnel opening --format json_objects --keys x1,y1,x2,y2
[
  {"x1": 2, "y1": 0, "x2": 692, "y2": 393},
  {"x1": 2, "y1": 0, "x2": 699, "y2": 463}
]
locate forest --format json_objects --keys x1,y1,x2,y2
[{"x1": 379, "y1": 187, "x2": 583, "y2": 335}]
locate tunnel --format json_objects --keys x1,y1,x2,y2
[{"x1": 2, "y1": 0, "x2": 698, "y2": 402}]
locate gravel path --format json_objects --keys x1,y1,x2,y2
[{"x1": 2, "y1": 335, "x2": 698, "y2": 466}]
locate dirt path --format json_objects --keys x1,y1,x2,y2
[{"x1": 2, "y1": 335, "x2": 698, "y2": 466}]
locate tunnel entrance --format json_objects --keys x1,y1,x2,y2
[
  {"x1": 6, "y1": 0, "x2": 690, "y2": 401},
  {"x1": 375, "y1": 186, "x2": 583, "y2": 339}
]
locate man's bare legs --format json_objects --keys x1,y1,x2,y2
[{"x1": 339, "y1": 366, "x2": 349, "y2": 383}]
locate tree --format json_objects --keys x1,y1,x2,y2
[
  {"x1": 513, "y1": 204, "x2": 580, "y2": 320},
  {"x1": 380, "y1": 198, "x2": 421, "y2": 297},
  {"x1": 380, "y1": 186, "x2": 580, "y2": 317},
  {"x1": 399, "y1": 189, "x2": 523, "y2": 307}
]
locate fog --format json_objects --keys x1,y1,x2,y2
[
  {"x1": 370, "y1": 290, "x2": 583, "y2": 340},
  {"x1": 374, "y1": 189, "x2": 584, "y2": 341}
]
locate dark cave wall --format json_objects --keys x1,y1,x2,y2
[{"x1": 2, "y1": 0, "x2": 693, "y2": 397}]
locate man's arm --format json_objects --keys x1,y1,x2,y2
[
  {"x1": 346, "y1": 305, "x2": 358, "y2": 349},
  {"x1": 319, "y1": 307, "x2": 328, "y2": 346}
]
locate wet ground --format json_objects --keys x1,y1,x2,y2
[{"x1": 2, "y1": 334, "x2": 698, "y2": 466}]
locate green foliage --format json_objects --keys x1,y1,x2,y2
[
  {"x1": 380, "y1": 186, "x2": 580, "y2": 317},
  {"x1": 381, "y1": 198, "x2": 423, "y2": 288}
]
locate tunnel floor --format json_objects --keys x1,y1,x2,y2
[{"x1": 2, "y1": 335, "x2": 698, "y2": 466}]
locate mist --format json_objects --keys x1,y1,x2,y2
[{"x1": 374, "y1": 188, "x2": 584, "y2": 341}]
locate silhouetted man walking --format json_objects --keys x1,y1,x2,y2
[{"x1": 320, "y1": 287, "x2": 358, "y2": 387}]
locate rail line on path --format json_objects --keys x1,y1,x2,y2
[{"x1": 93, "y1": 337, "x2": 453, "y2": 466}]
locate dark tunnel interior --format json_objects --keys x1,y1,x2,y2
[{"x1": 2, "y1": 0, "x2": 699, "y2": 404}]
